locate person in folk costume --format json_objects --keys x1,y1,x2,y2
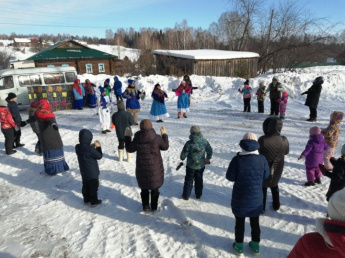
[
  {"x1": 98, "y1": 86, "x2": 112, "y2": 134},
  {"x1": 265, "y1": 76, "x2": 284, "y2": 116},
  {"x1": 238, "y1": 79, "x2": 252, "y2": 112},
  {"x1": 113, "y1": 76, "x2": 123, "y2": 102},
  {"x1": 35, "y1": 99, "x2": 69, "y2": 175},
  {"x1": 256, "y1": 82, "x2": 266, "y2": 113},
  {"x1": 72, "y1": 79, "x2": 85, "y2": 110},
  {"x1": 125, "y1": 119, "x2": 169, "y2": 212},
  {"x1": 112, "y1": 101, "x2": 134, "y2": 162},
  {"x1": 83, "y1": 79, "x2": 97, "y2": 108},
  {"x1": 175, "y1": 80, "x2": 192, "y2": 118},
  {"x1": 0, "y1": 99, "x2": 19, "y2": 155},
  {"x1": 276, "y1": 91, "x2": 288, "y2": 119},
  {"x1": 150, "y1": 83, "x2": 169, "y2": 123},
  {"x1": 301, "y1": 76, "x2": 323, "y2": 122},
  {"x1": 183, "y1": 74, "x2": 193, "y2": 105},
  {"x1": 122, "y1": 79, "x2": 145, "y2": 126},
  {"x1": 103, "y1": 78, "x2": 112, "y2": 97}
]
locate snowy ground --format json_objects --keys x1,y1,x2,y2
[{"x1": 0, "y1": 66, "x2": 345, "y2": 258}]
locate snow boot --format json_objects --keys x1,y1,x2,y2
[
  {"x1": 314, "y1": 178, "x2": 321, "y2": 184},
  {"x1": 232, "y1": 242, "x2": 243, "y2": 256},
  {"x1": 127, "y1": 152, "x2": 133, "y2": 163},
  {"x1": 305, "y1": 181, "x2": 315, "y2": 186},
  {"x1": 140, "y1": 191, "x2": 150, "y2": 211},
  {"x1": 118, "y1": 149, "x2": 124, "y2": 162},
  {"x1": 249, "y1": 241, "x2": 260, "y2": 255},
  {"x1": 272, "y1": 191, "x2": 280, "y2": 211},
  {"x1": 151, "y1": 190, "x2": 160, "y2": 211}
]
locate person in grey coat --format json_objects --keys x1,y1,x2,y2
[
  {"x1": 112, "y1": 101, "x2": 134, "y2": 162},
  {"x1": 125, "y1": 119, "x2": 169, "y2": 211},
  {"x1": 258, "y1": 117, "x2": 289, "y2": 212}
]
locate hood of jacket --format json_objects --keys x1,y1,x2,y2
[
  {"x1": 134, "y1": 128, "x2": 157, "y2": 144},
  {"x1": 79, "y1": 129, "x2": 93, "y2": 145},
  {"x1": 189, "y1": 132, "x2": 204, "y2": 143},
  {"x1": 330, "y1": 111, "x2": 344, "y2": 125},
  {"x1": 263, "y1": 117, "x2": 282, "y2": 136},
  {"x1": 310, "y1": 133, "x2": 325, "y2": 144},
  {"x1": 239, "y1": 139, "x2": 260, "y2": 152}
]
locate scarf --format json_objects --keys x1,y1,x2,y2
[
  {"x1": 73, "y1": 79, "x2": 82, "y2": 95},
  {"x1": 35, "y1": 99, "x2": 55, "y2": 121}
]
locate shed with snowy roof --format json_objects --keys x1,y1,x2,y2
[{"x1": 153, "y1": 49, "x2": 259, "y2": 78}]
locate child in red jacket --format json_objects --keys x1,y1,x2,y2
[{"x1": 0, "y1": 99, "x2": 19, "y2": 155}]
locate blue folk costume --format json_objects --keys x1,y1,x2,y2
[
  {"x1": 122, "y1": 79, "x2": 145, "y2": 125},
  {"x1": 175, "y1": 81, "x2": 192, "y2": 118},
  {"x1": 113, "y1": 76, "x2": 123, "y2": 102},
  {"x1": 150, "y1": 83, "x2": 169, "y2": 122},
  {"x1": 84, "y1": 80, "x2": 97, "y2": 108},
  {"x1": 73, "y1": 79, "x2": 85, "y2": 110}
]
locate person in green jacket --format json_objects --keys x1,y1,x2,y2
[{"x1": 180, "y1": 125, "x2": 213, "y2": 200}]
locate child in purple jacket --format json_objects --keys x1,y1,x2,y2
[
  {"x1": 299, "y1": 126, "x2": 329, "y2": 186},
  {"x1": 276, "y1": 91, "x2": 288, "y2": 119}
]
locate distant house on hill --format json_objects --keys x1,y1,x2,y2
[
  {"x1": 26, "y1": 39, "x2": 122, "y2": 75},
  {"x1": 14, "y1": 38, "x2": 32, "y2": 47},
  {"x1": 153, "y1": 49, "x2": 260, "y2": 78}
]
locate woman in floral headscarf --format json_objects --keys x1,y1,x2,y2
[
  {"x1": 73, "y1": 79, "x2": 85, "y2": 110},
  {"x1": 35, "y1": 99, "x2": 69, "y2": 175},
  {"x1": 150, "y1": 83, "x2": 169, "y2": 123},
  {"x1": 175, "y1": 81, "x2": 192, "y2": 118}
]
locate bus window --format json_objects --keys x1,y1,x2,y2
[
  {"x1": 19, "y1": 75, "x2": 32, "y2": 86},
  {"x1": 65, "y1": 72, "x2": 77, "y2": 83},
  {"x1": 0, "y1": 76, "x2": 14, "y2": 90},
  {"x1": 43, "y1": 73, "x2": 65, "y2": 84},
  {"x1": 30, "y1": 74, "x2": 42, "y2": 85}
]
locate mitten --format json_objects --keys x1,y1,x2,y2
[
  {"x1": 160, "y1": 126, "x2": 167, "y2": 135},
  {"x1": 14, "y1": 126, "x2": 19, "y2": 132},
  {"x1": 125, "y1": 127, "x2": 132, "y2": 137},
  {"x1": 94, "y1": 140, "x2": 101, "y2": 148},
  {"x1": 51, "y1": 123, "x2": 58, "y2": 130},
  {"x1": 205, "y1": 158, "x2": 211, "y2": 164},
  {"x1": 20, "y1": 121, "x2": 27, "y2": 127}
]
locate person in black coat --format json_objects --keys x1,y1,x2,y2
[
  {"x1": 112, "y1": 101, "x2": 134, "y2": 162},
  {"x1": 302, "y1": 76, "x2": 323, "y2": 122},
  {"x1": 75, "y1": 129, "x2": 103, "y2": 207},
  {"x1": 5, "y1": 92, "x2": 26, "y2": 147}
]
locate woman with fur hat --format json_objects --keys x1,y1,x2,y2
[
  {"x1": 255, "y1": 82, "x2": 266, "y2": 113},
  {"x1": 150, "y1": 83, "x2": 169, "y2": 123},
  {"x1": 180, "y1": 125, "x2": 213, "y2": 200},
  {"x1": 238, "y1": 79, "x2": 252, "y2": 112},
  {"x1": 226, "y1": 133, "x2": 270, "y2": 256},
  {"x1": 288, "y1": 188, "x2": 345, "y2": 257},
  {"x1": 266, "y1": 76, "x2": 284, "y2": 116},
  {"x1": 72, "y1": 79, "x2": 85, "y2": 110},
  {"x1": 35, "y1": 99, "x2": 69, "y2": 175},
  {"x1": 301, "y1": 76, "x2": 324, "y2": 122},
  {"x1": 298, "y1": 126, "x2": 329, "y2": 186},
  {"x1": 0, "y1": 99, "x2": 18, "y2": 155},
  {"x1": 124, "y1": 119, "x2": 169, "y2": 212},
  {"x1": 123, "y1": 79, "x2": 145, "y2": 125}
]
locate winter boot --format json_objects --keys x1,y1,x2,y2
[
  {"x1": 151, "y1": 190, "x2": 160, "y2": 211},
  {"x1": 272, "y1": 191, "x2": 280, "y2": 211},
  {"x1": 127, "y1": 152, "x2": 133, "y2": 163},
  {"x1": 118, "y1": 149, "x2": 124, "y2": 162},
  {"x1": 305, "y1": 181, "x2": 315, "y2": 186},
  {"x1": 232, "y1": 242, "x2": 243, "y2": 256},
  {"x1": 314, "y1": 178, "x2": 321, "y2": 184},
  {"x1": 249, "y1": 241, "x2": 260, "y2": 255},
  {"x1": 140, "y1": 191, "x2": 150, "y2": 211}
]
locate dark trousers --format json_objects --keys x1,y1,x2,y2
[
  {"x1": 1, "y1": 128, "x2": 15, "y2": 154},
  {"x1": 182, "y1": 166, "x2": 205, "y2": 199},
  {"x1": 116, "y1": 95, "x2": 123, "y2": 102},
  {"x1": 270, "y1": 99, "x2": 279, "y2": 115},
  {"x1": 118, "y1": 139, "x2": 125, "y2": 149},
  {"x1": 258, "y1": 101, "x2": 264, "y2": 113},
  {"x1": 243, "y1": 98, "x2": 251, "y2": 112},
  {"x1": 82, "y1": 179, "x2": 99, "y2": 205},
  {"x1": 262, "y1": 185, "x2": 279, "y2": 211},
  {"x1": 35, "y1": 133, "x2": 43, "y2": 154},
  {"x1": 141, "y1": 188, "x2": 160, "y2": 210},
  {"x1": 309, "y1": 107, "x2": 317, "y2": 119},
  {"x1": 14, "y1": 127, "x2": 21, "y2": 146},
  {"x1": 235, "y1": 216, "x2": 260, "y2": 243}
]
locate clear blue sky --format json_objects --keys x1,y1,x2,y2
[{"x1": 0, "y1": 0, "x2": 344, "y2": 38}]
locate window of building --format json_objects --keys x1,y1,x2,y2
[
  {"x1": 47, "y1": 64, "x2": 55, "y2": 68},
  {"x1": 85, "y1": 63, "x2": 93, "y2": 73},
  {"x1": 98, "y1": 63, "x2": 105, "y2": 73},
  {"x1": 61, "y1": 64, "x2": 69, "y2": 67}
]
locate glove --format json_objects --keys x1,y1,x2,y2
[
  {"x1": 176, "y1": 162, "x2": 184, "y2": 171},
  {"x1": 205, "y1": 158, "x2": 211, "y2": 164},
  {"x1": 14, "y1": 126, "x2": 19, "y2": 131},
  {"x1": 238, "y1": 88, "x2": 241, "y2": 92},
  {"x1": 94, "y1": 140, "x2": 101, "y2": 148},
  {"x1": 319, "y1": 164, "x2": 327, "y2": 175},
  {"x1": 51, "y1": 123, "x2": 58, "y2": 130},
  {"x1": 298, "y1": 154, "x2": 304, "y2": 160},
  {"x1": 160, "y1": 126, "x2": 167, "y2": 135},
  {"x1": 20, "y1": 121, "x2": 27, "y2": 127},
  {"x1": 125, "y1": 127, "x2": 132, "y2": 137}
]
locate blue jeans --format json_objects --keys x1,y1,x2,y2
[{"x1": 182, "y1": 166, "x2": 205, "y2": 199}]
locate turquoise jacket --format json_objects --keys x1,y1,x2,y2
[{"x1": 180, "y1": 132, "x2": 213, "y2": 170}]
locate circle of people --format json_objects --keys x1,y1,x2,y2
[{"x1": 0, "y1": 74, "x2": 344, "y2": 257}]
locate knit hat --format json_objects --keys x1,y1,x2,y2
[
  {"x1": 105, "y1": 78, "x2": 110, "y2": 83},
  {"x1": 282, "y1": 91, "x2": 288, "y2": 97},
  {"x1": 128, "y1": 79, "x2": 135, "y2": 85},
  {"x1": 0, "y1": 99, "x2": 7, "y2": 107},
  {"x1": 6, "y1": 92, "x2": 16, "y2": 100},
  {"x1": 242, "y1": 132, "x2": 258, "y2": 141},
  {"x1": 117, "y1": 101, "x2": 125, "y2": 110},
  {"x1": 272, "y1": 76, "x2": 278, "y2": 81},
  {"x1": 244, "y1": 80, "x2": 250, "y2": 85},
  {"x1": 341, "y1": 144, "x2": 345, "y2": 156},
  {"x1": 327, "y1": 188, "x2": 345, "y2": 222},
  {"x1": 140, "y1": 119, "x2": 152, "y2": 130},
  {"x1": 190, "y1": 125, "x2": 201, "y2": 133},
  {"x1": 309, "y1": 126, "x2": 321, "y2": 136}
]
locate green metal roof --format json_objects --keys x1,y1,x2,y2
[{"x1": 26, "y1": 40, "x2": 117, "y2": 60}]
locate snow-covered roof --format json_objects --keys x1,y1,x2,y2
[
  {"x1": 153, "y1": 49, "x2": 260, "y2": 60},
  {"x1": 14, "y1": 38, "x2": 31, "y2": 43}
]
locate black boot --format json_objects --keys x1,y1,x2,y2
[
  {"x1": 151, "y1": 189, "x2": 160, "y2": 211},
  {"x1": 140, "y1": 190, "x2": 150, "y2": 211},
  {"x1": 272, "y1": 191, "x2": 280, "y2": 211}
]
